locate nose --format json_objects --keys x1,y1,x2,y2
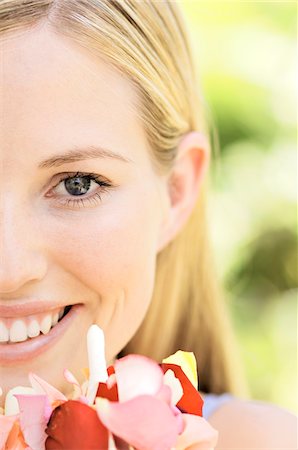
[{"x1": 0, "y1": 200, "x2": 48, "y2": 294}]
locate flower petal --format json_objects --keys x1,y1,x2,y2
[
  {"x1": 96, "y1": 381, "x2": 118, "y2": 402},
  {"x1": 96, "y1": 395, "x2": 181, "y2": 450},
  {"x1": 175, "y1": 414, "x2": 219, "y2": 450},
  {"x1": 86, "y1": 325, "x2": 109, "y2": 405},
  {"x1": 161, "y1": 363, "x2": 204, "y2": 416},
  {"x1": 0, "y1": 414, "x2": 17, "y2": 449},
  {"x1": 29, "y1": 372, "x2": 67, "y2": 404},
  {"x1": 45, "y1": 400, "x2": 109, "y2": 450},
  {"x1": 15, "y1": 394, "x2": 49, "y2": 450},
  {"x1": 163, "y1": 351, "x2": 198, "y2": 389},
  {"x1": 155, "y1": 384, "x2": 172, "y2": 406},
  {"x1": 163, "y1": 369, "x2": 184, "y2": 406},
  {"x1": 114, "y1": 355, "x2": 164, "y2": 402},
  {"x1": 4, "y1": 420, "x2": 27, "y2": 450},
  {"x1": 63, "y1": 369, "x2": 82, "y2": 397},
  {"x1": 4, "y1": 386, "x2": 37, "y2": 416}
]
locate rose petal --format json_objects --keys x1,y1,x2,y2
[
  {"x1": 161, "y1": 363, "x2": 204, "y2": 416},
  {"x1": 112, "y1": 434, "x2": 131, "y2": 450},
  {"x1": 62, "y1": 369, "x2": 88, "y2": 404},
  {"x1": 4, "y1": 420, "x2": 27, "y2": 450},
  {"x1": 86, "y1": 325, "x2": 109, "y2": 405},
  {"x1": 63, "y1": 369, "x2": 82, "y2": 397},
  {"x1": 155, "y1": 384, "x2": 172, "y2": 406},
  {"x1": 29, "y1": 372, "x2": 67, "y2": 404},
  {"x1": 87, "y1": 325, "x2": 109, "y2": 385},
  {"x1": 114, "y1": 355, "x2": 164, "y2": 402},
  {"x1": 107, "y1": 365, "x2": 115, "y2": 376},
  {"x1": 163, "y1": 369, "x2": 184, "y2": 405},
  {"x1": 5, "y1": 386, "x2": 37, "y2": 416},
  {"x1": 96, "y1": 380, "x2": 118, "y2": 402},
  {"x1": 45, "y1": 400, "x2": 109, "y2": 450},
  {"x1": 15, "y1": 394, "x2": 49, "y2": 450},
  {"x1": 175, "y1": 414, "x2": 219, "y2": 450},
  {"x1": 96, "y1": 395, "x2": 181, "y2": 450},
  {"x1": 106, "y1": 373, "x2": 117, "y2": 389},
  {"x1": 0, "y1": 414, "x2": 17, "y2": 448},
  {"x1": 162, "y1": 351, "x2": 198, "y2": 389}
]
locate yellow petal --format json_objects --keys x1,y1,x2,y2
[{"x1": 162, "y1": 350, "x2": 198, "y2": 388}]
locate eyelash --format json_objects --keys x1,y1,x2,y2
[{"x1": 48, "y1": 171, "x2": 113, "y2": 209}]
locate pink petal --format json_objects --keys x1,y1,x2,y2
[
  {"x1": 175, "y1": 414, "x2": 219, "y2": 450},
  {"x1": 63, "y1": 370, "x2": 95, "y2": 405},
  {"x1": 0, "y1": 414, "x2": 17, "y2": 448},
  {"x1": 96, "y1": 395, "x2": 181, "y2": 450},
  {"x1": 155, "y1": 384, "x2": 172, "y2": 405},
  {"x1": 63, "y1": 369, "x2": 80, "y2": 388},
  {"x1": 15, "y1": 394, "x2": 50, "y2": 450},
  {"x1": 63, "y1": 368, "x2": 83, "y2": 399},
  {"x1": 106, "y1": 373, "x2": 117, "y2": 390},
  {"x1": 114, "y1": 355, "x2": 164, "y2": 402},
  {"x1": 29, "y1": 373, "x2": 67, "y2": 404}
]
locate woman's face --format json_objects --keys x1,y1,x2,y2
[{"x1": 0, "y1": 25, "x2": 170, "y2": 402}]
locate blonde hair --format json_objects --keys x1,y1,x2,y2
[{"x1": 1, "y1": 0, "x2": 248, "y2": 396}]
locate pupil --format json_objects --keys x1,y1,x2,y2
[{"x1": 64, "y1": 176, "x2": 91, "y2": 196}]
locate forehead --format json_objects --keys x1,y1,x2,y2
[{"x1": 0, "y1": 24, "x2": 148, "y2": 167}]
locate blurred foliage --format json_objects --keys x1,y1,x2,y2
[{"x1": 180, "y1": 1, "x2": 297, "y2": 413}]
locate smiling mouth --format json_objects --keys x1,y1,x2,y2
[{"x1": 0, "y1": 305, "x2": 73, "y2": 344}]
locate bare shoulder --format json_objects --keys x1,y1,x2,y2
[{"x1": 207, "y1": 396, "x2": 297, "y2": 449}]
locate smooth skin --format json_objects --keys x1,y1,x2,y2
[{"x1": 0, "y1": 23, "x2": 296, "y2": 448}]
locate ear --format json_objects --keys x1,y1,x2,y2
[{"x1": 157, "y1": 131, "x2": 210, "y2": 252}]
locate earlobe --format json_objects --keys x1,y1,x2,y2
[{"x1": 157, "y1": 131, "x2": 210, "y2": 252}]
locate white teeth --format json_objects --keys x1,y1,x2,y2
[
  {"x1": 10, "y1": 320, "x2": 28, "y2": 343},
  {"x1": 28, "y1": 319, "x2": 41, "y2": 338},
  {"x1": 0, "y1": 321, "x2": 9, "y2": 343},
  {"x1": 40, "y1": 314, "x2": 52, "y2": 334},
  {"x1": 0, "y1": 307, "x2": 66, "y2": 343},
  {"x1": 52, "y1": 312, "x2": 59, "y2": 326}
]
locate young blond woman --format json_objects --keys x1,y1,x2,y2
[{"x1": 0, "y1": 1, "x2": 296, "y2": 448}]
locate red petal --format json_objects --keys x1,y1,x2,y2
[
  {"x1": 161, "y1": 363, "x2": 203, "y2": 416},
  {"x1": 96, "y1": 381, "x2": 118, "y2": 402},
  {"x1": 95, "y1": 365, "x2": 118, "y2": 401},
  {"x1": 107, "y1": 365, "x2": 115, "y2": 376},
  {"x1": 45, "y1": 400, "x2": 109, "y2": 450}
]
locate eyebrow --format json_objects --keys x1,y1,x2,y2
[{"x1": 38, "y1": 145, "x2": 133, "y2": 169}]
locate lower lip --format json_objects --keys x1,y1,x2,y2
[{"x1": 0, "y1": 304, "x2": 83, "y2": 365}]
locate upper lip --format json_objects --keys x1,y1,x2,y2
[{"x1": 0, "y1": 299, "x2": 75, "y2": 318}]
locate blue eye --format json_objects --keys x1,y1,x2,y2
[
  {"x1": 48, "y1": 171, "x2": 113, "y2": 209},
  {"x1": 64, "y1": 174, "x2": 92, "y2": 196}
]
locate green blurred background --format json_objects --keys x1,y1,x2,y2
[{"x1": 180, "y1": 1, "x2": 297, "y2": 414}]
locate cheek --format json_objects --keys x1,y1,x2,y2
[{"x1": 42, "y1": 187, "x2": 160, "y2": 357}]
